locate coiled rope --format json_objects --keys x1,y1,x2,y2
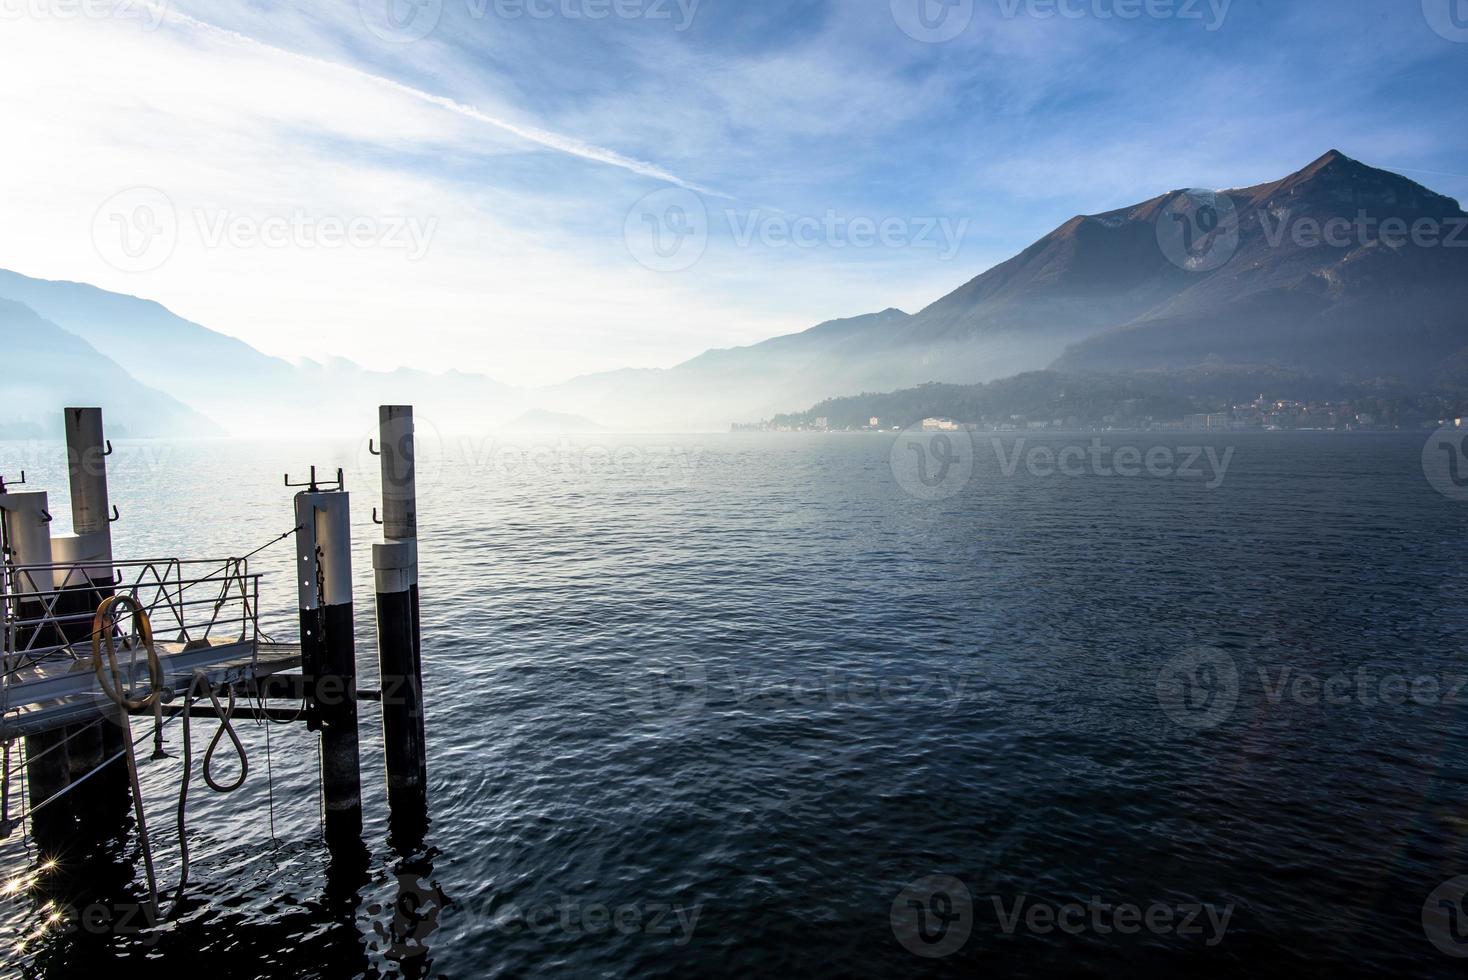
[
  {"x1": 175, "y1": 669, "x2": 248, "y2": 900},
  {"x1": 90, "y1": 596, "x2": 249, "y2": 916}
]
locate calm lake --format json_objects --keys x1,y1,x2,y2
[{"x1": 2, "y1": 430, "x2": 1467, "y2": 977}]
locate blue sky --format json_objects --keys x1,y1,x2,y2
[{"x1": 1, "y1": 0, "x2": 1465, "y2": 385}]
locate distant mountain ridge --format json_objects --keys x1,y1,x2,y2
[
  {"x1": 4, "y1": 151, "x2": 1464, "y2": 433},
  {"x1": 0, "y1": 299, "x2": 219, "y2": 437}
]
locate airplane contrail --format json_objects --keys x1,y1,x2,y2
[{"x1": 138, "y1": 2, "x2": 723, "y2": 197}]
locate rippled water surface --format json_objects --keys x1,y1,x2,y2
[{"x1": 2, "y1": 431, "x2": 1468, "y2": 977}]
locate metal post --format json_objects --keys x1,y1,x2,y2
[
  {"x1": 62, "y1": 407, "x2": 129, "y2": 827},
  {"x1": 0, "y1": 489, "x2": 73, "y2": 853},
  {"x1": 374, "y1": 406, "x2": 427, "y2": 840},
  {"x1": 294, "y1": 483, "x2": 363, "y2": 853}
]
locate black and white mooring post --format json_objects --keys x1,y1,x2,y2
[
  {"x1": 58, "y1": 407, "x2": 129, "y2": 820},
  {"x1": 0, "y1": 484, "x2": 73, "y2": 850},
  {"x1": 373, "y1": 406, "x2": 428, "y2": 836},
  {"x1": 292, "y1": 468, "x2": 364, "y2": 853}
]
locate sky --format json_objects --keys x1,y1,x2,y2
[{"x1": 1, "y1": 0, "x2": 1466, "y2": 387}]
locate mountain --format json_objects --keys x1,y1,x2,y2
[
  {"x1": 1052, "y1": 151, "x2": 1468, "y2": 379},
  {"x1": 5, "y1": 151, "x2": 1463, "y2": 433},
  {"x1": 552, "y1": 151, "x2": 1468, "y2": 427},
  {"x1": 0, "y1": 270, "x2": 523, "y2": 434},
  {"x1": 0, "y1": 299, "x2": 221, "y2": 438}
]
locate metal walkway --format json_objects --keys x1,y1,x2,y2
[{"x1": 2, "y1": 557, "x2": 297, "y2": 741}]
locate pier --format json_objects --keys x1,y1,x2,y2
[{"x1": 0, "y1": 406, "x2": 431, "y2": 904}]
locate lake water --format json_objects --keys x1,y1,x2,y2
[{"x1": 2, "y1": 430, "x2": 1468, "y2": 977}]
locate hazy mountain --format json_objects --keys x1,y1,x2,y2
[
  {"x1": 555, "y1": 151, "x2": 1468, "y2": 427},
  {"x1": 0, "y1": 299, "x2": 221, "y2": 438},
  {"x1": 0, "y1": 270, "x2": 524, "y2": 434},
  {"x1": 5, "y1": 151, "x2": 1463, "y2": 433}
]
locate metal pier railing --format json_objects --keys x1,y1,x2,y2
[{"x1": 1, "y1": 558, "x2": 296, "y2": 740}]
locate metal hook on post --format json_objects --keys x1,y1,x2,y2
[
  {"x1": 372, "y1": 508, "x2": 384, "y2": 526},
  {"x1": 39, "y1": 509, "x2": 53, "y2": 524},
  {"x1": 103, "y1": 440, "x2": 114, "y2": 457},
  {"x1": 108, "y1": 505, "x2": 121, "y2": 524},
  {"x1": 368, "y1": 439, "x2": 381, "y2": 457}
]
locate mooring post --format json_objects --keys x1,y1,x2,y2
[
  {"x1": 294, "y1": 481, "x2": 363, "y2": 853},
  {"x1": 0, "y1": 488, "x2": 74, "y2": 852},
  {"x1": 60, "y1": 408, "x2": 129, "y2": 828},
  {"x1": 373, "y1": 406, "x2": 428, "y2": 839}
]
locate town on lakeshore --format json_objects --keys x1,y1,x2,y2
[{"x1": 735, "y1": 395, "x2": 1467, "y2": 434}]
